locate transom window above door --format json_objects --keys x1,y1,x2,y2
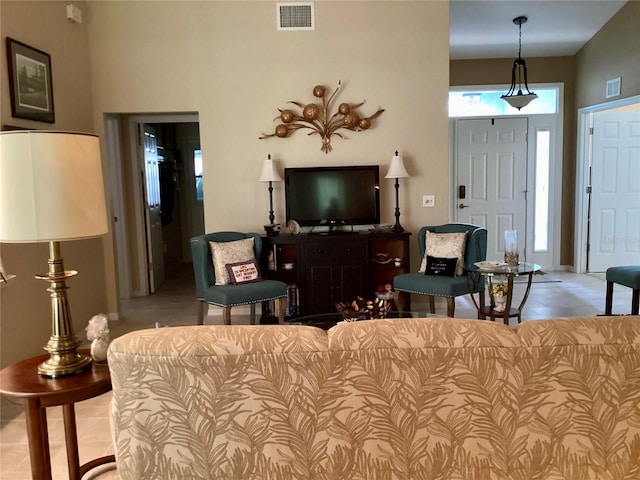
[{"x1": 449, "y1": 88, "x2": 558, "y2": 117}]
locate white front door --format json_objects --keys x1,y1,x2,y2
[
  {"x1": 588, "y1": 111, "x2": 640, "y2": 271},
  {"x1": 455, "y1": 118, "x2": 528, "y2": 261},
  {"x1": 141, "y1": 124, "x2": 165, "y2": 292}
]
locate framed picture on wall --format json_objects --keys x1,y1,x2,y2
[{"x1": 6, "y1": 38, "x2": 55, "y2": 123}]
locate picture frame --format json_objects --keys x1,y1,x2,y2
[{"x1": 6, "y1": 38, "x2": 55, "y2": 123}]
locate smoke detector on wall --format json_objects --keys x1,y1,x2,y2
[
  {"x1": 66, "y1": 3, "x2": 82, "y2": 24},
  {"x1": 277, "y1": 2, "x2": 314, "y2": 31}
]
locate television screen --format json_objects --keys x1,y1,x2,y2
[{"x1": 285, "y1": 166, "x2": 380, "y2": 227}]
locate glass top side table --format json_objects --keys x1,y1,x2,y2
[{"x1": 466, "y1": 262, "x2": 541, "y2": 324}]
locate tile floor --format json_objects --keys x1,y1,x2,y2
[{"x1": 0, "y1": 264, "x2": 635, "y2": 479}]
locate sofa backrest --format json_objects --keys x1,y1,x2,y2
[{"x1": 108, "y1": 316, "x2": 640, "y2": 479}]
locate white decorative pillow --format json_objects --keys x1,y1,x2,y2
[
  {"x1": 419, "y1": 231, "x2": 468, "y2": 277},
  {"x1": 209, "y1": 237, "x2": 255, "y2": 285}
]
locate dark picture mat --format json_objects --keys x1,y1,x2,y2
[{"x1": 6, "y1": 37, "x2": 55, "y2": 123}]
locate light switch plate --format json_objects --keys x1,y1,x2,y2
[{"x1": 422, "y1": 195, "x2": 435, "y2": 207}]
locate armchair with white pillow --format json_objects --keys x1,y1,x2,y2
[
  {"x1": 393, "y1": 224, "x2": 487, "y2": 317},
  {"x1": 190, "y1": 232, "x2": 288, "y2": 325}
]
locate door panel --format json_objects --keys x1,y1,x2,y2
[
  {"x1": 141, "y1": 124, "x2": 165, "y2": 292},
  {"x1": 588, "y1": 112, "x2": 640, "y2": 271},
  {"x1": 307, "y1": 265, "x2": 332, "y2": 314},
  {"x1": 337, "y1": 264, "x2": 366, "y2": 303},
  {"x1": 456, "y1": 118, "x2": 528, "y2": 261}
]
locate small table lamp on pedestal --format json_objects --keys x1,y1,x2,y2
[
  {"x1": 0, "y1": 131, "x2": 109, "y2": 377},
  {"x1": 258, "y1": 154, "x2": 283, "y2": 236},
  {"x1": 385, "y1": 150, "x2": 410, "y2": 233}
]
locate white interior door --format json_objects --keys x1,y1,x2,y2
[
  {"x1": 455, "y1": 118, "x2": 528, "y2": 261},
  {"x1": 588, "y1": 111, "x2": 640, "y2": 271},
  {"x1": 141, "y1": 124, "x2": 165, "y2": 292}
]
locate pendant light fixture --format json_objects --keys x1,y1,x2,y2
[{"x1": 501, "y1": 16, "x2": 537, "y2": 110}]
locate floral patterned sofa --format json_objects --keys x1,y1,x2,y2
[{"x1": 107, "y1": 316, "x2": 640, "y2": 479}]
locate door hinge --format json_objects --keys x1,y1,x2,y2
[
  {"x1": 589, "y1": 127, "x2": 594, "y2": 135},
  {"x1": 586, "y1": 186, "x2": 592, "y2": 194}
]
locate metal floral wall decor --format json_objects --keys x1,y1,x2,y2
[{"x1": 259, "y1": 81, "x2": 384, "y2": 153}]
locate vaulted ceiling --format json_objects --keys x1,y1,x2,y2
[{"x1": 450, "y1": 0, "x2": 627, "y2": 60}]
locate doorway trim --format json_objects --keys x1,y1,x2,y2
[
  {"x1": 574, "y1": 94, "x2": 640, "y2": 273},
  {"x1": 105, "y1": 113, "x2": 199, "y2": 298}
]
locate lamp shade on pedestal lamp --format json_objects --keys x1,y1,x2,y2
[
  {"x1": 385, "y1": 151, "x2": 409, "y2": 233},
  {"x1": 258, "y1": 155, "x2": 283, "y2": 184},
  {"x1": 385, "y1": 152, "x2": 409, "y2": 180},
  {"x1": 0, "y1": 131, "x2": 109, "y2": 377},
  {"x1": 258, "y1": 154, "x2": 282, "y2": 231},
  {"x1": 0, "y1": 131, "x2": 108, "y2": 242}
]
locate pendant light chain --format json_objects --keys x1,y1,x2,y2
[{"x1": 518, "y1": 20, "x2": 522, "y2": 58}]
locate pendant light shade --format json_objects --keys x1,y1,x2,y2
[{"x1": 501, "y1": 16, "x2": 537, "y2": 110}]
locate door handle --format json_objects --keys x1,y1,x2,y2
[{"x1": 458, "y1": 204, "x2": 470, "y2": 209}]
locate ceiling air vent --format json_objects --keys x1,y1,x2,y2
[{"x1": 277, "y1": 2, "x2": 314, "y2": 31}]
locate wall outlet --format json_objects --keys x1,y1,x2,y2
[{"x1": 422, "y1": 195, "x2": 435, "y2": 207}]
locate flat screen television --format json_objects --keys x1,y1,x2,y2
[{"x1": 284, "y1": 165, "x2": 380, "y2": 228}]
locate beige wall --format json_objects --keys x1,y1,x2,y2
[
  {"x1": 575, "y1": 1, "x2": 640, "y2": 108},
  {"x1": 85, "y1": 0, "x2": 451, "y2": 313},
  {"x1": 0, "y1": 0, "x2": 110, "y2": 368}
]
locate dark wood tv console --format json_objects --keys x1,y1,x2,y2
[{"x1": 261, "y1": 231, "x2": 411, "y2": 318}]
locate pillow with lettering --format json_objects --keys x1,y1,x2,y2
[
  {"x1": 225, "y1": 260, "x2": 261, "y2": 285},
  {"x1": 424, "y1": 256, "x2": 457, "y2": 277}
]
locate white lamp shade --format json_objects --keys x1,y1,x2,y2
[
  {"x1": 258, "y1": 157, "x2": 282, "y2": 182},
  {"x1": 0, "y1": 131, "x2": 109, "y2": 242},
  {"x1": 385, "y1": 153, "x2": 409, "y2": 179}
]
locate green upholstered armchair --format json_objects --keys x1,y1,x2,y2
[
  {"x1": 393, "y1": 224, "x2": 487, "y2": 317},
  {"x1": 190, "y1": 232, "x2": 288, "y2": 325}
]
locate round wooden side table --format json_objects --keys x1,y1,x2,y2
[{"x1": 0, "y1": 351, "x2": 115, "y2": 480}]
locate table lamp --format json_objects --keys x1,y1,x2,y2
[
  {"x1": 258, "y1": 154, "x2": 283, "y2": 236},
  {"x1": 385, "y1": 150, "x2": 410, "y2": 232},
  {"x1": 0, "y1": 131, "x2": 109, "y2": 377}
]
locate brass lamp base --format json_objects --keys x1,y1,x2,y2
[
  {"x1": 36, "y1": 241, "x2": 91, "y2": 378},
  {"x1": 38, "y1": 352, "x2": 91, "y2": 377}
]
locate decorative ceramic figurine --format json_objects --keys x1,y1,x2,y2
[{"x1": 86, "y1": 313, "x2": 110, "y2": 363}]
